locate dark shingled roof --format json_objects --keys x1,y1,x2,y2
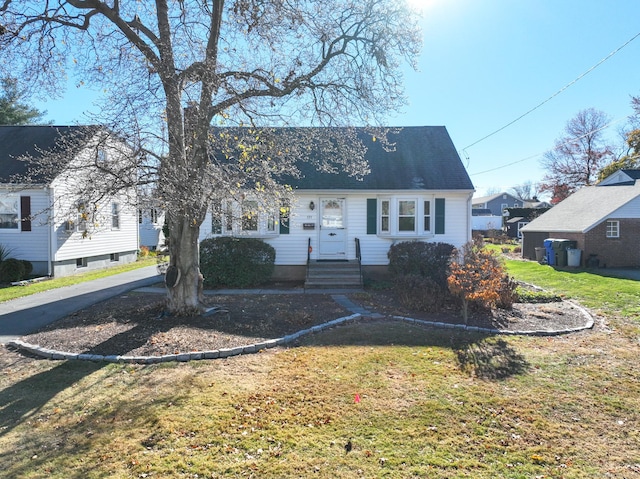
[
  {"x1": 285, "y1": 126, "x2": 473, "y2": 190},
  {"x1": 0, "y1": 125, "x2": 95, "y2": 183}
]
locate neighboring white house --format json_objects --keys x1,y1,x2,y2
[
  {"x1": 198, "y1": 126, "x2": 475, "y2": 280},
  {"x1": 138, "y1": 206, "x2": 166, "y2": 251},
  {"x1": 0, "y1": 125, "x2": 139, "y2": 277}
]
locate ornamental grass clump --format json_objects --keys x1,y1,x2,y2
[{"x1": 447, "y1": 240, "x2": 516, "y2": 324}]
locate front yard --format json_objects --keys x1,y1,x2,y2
[{"x1": 0, "y1": 259, "x2": 638, "y2": 478}]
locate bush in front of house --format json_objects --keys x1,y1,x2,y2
[
  {"x1": 0, "y1": 258, "x2": 30, "y2": 283},
  {"x1": 388, "y1": 241, "x2": 455, "y2": 287},
  {"x1": 199, "y1": 237, "x2": 275, "y2": 288},
  {"x1": 387, "y1": 241, "x2": 456, "y2": 312},
  {"x1": 392, "y1": 274, "x2": 449, "y2": 312}
]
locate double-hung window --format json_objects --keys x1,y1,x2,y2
[
  {"x1": 423, "y1": 200, "x2": 431, "y2": 231},
  {"x1": 111, "y1": 202, "x2": 120, "y2": 229},
  {"x1": 380, "y1": 200, "x2": 390, "y2": 232},
  {"x1": 211, "y1": 199, "x2": 278, "y2": 236},
  {"x1": 0, "y1": 194, "x2": 18, "y2": 229},
  {"x1": 241, "y1": 200, "x2": 259, "y2": 232},
  {"x1": 77, "y1": 201, "x2": 88, "y2": 232},
  {"x1": 398, "y1": 200, "x2": 416, "y2": 232}
]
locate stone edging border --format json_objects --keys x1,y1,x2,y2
[{"x1": 6, "y1": 300, "x2": 594, "y2": 364}]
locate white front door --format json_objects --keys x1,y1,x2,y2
[{"x1": 319, "y1": 198, "x2": 347, "y2": 259}]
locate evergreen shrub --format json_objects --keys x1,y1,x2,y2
[
  {"x1": 200, "y1": 237, "x2": 275, "y2": 288},
  {"x1": 0, "y1": 258, "x2": 26, "y2": 283}
]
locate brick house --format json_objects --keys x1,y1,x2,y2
[{"x1": 520, "y1": 169, "x2": 640, "y2": 268}]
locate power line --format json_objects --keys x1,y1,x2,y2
[
  {"x1": 469, "y1": 116, "x2": 627, "y2": 176},
  {"x1": 462, "y1": 30, "x2": 640, "y2": 156}
]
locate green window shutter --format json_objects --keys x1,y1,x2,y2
[
  {"x1": 366, "y1": 198, "x2": 377, "y2": 234},
  {"x1": 435, "y1": 198, "x2": 445, "y2": 234},
  {"x1": 20, "y1": 196, "x2": 31, "y2": 232}
]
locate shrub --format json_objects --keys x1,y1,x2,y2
[
  {"x1": 0, "y1": 243, "x2": 15, "y2": 263},
  {"x1": 200, "y1": 237, "x2": 275, "y2": 288},
  {"x1": 20, "y1": 260, "x2": 33, "y2": 278},
  {"x1": 393, "y1": 274, "x2": 449, "y2": 312},
  {"x1": 0, "y1": 258, "x2": 26, "y2": 283},
  {"x1": 387, "y1": 241, "x2": 455, "y2": 287},
  {"x1": 447, "y1": 241, "x2": 508, "y2": 324},
  {"x1": 496, "y1": 274, "x2": 519, "y2": 309},
  {"x1": 516, "y1": 287, "x2": 563, "y2": 303}
]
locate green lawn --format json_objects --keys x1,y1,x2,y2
[
  {"x1": 0, "y1": 256, "x2": 639, "y2": 478},
  {"x1": 0, "y1": 257, "x2": 158, "y2": 303},
  {"x1": 505, "y1": 259, "x2": 640, "y2": 319}
]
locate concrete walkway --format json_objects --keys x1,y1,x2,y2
[{"x1": 0, "y1": 266, "x2": 162, "y2": 344}]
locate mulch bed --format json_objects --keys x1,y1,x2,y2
[{"x1": 17, "y1": 288, "x2": 593, "y2": 358}]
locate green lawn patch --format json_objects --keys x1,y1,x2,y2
[{"x1": 0, "y1": 257, "x2": 158, "y2": 303}]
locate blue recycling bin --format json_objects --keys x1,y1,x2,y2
[{"x1": 543, "y1": 238, "x2": 555, "y2": 266}]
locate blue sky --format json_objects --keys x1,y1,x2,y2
[{"x1": 33, "y1": 0, "x2": 640, "y2": 197}]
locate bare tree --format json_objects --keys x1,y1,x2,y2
[
  {"x1": 510, "y1": 181, "x2": 541, "y2": 201},
  {"x1": 0, "y1": 1, "x2": 421, "y2": 314},
  {"x1": 540, "y1": 108, "x2": 613, "y2": 203}
]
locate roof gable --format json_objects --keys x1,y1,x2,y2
[
  {"x1": 0, "y1": 125, "x2": 97, "y2": 184},
  {"x1": 520, "y1": 182, "x2": 640, "y2": 233},
  {"x1": 472, "y1": 192, "x2": 520, "y2": 206}
]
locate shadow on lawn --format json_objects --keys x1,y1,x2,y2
[
  {"x1": 453, "y1": 337, "x2": 529, "y2": 379},
  {"x1": 0, "y1": 357, "x2": 103, "y2": 438},
  {"x1": 298, "y1": 319, "x2": 530, "y2": 380}
]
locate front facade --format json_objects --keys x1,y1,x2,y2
[
  {"x1": 198, "y1": 126, "x2": 475, "y2": 279},
  {"x1": 520, "y1": 170, "x2": 640, "y2": 268},
  {"x1": 0, "y1": 126, "x2": 138, "y2": 277}
]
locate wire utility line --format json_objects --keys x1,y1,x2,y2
[
  {"x1": 462, "y1": 30, "x2": 640, "y2": 156},
  {"x1": 469, "y1": 116, "x2": 627, "y2": 176}
]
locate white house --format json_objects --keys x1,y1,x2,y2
[
  {"x1": 0, "y1": 125, "x2": 139, "y2": 277},
  {"x1": 138, "y1": 205, "x2": 166, "y2": 251},
  {"x1": 198, "y1": 126, "x2": 475, "y2": 281}
]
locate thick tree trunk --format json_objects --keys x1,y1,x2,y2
[{"x1": 165, "y1": 214, "x2": 204, "y2": 316}]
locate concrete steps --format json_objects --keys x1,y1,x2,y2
[{"x1": 304, "y1": 260, "x2": 363, "y2": 289}]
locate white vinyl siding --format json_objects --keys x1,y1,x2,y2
[
  {"x1": 0, "y1": 187, "x2": 50, "y2": 262},
  {"x1": 199, "y1": 191, "x2": 472, "y2": 266}
]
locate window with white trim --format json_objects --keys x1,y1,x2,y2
[
  {"x1": 398, "y1": 200, "x2": 416, "y2": 232},
  {"x1": 111, "y1": 202, "x2": 120, "y2": 229},
  {"x1": 378, "y1": 197, "x2": 433, "y2": 236},
  {"x1": 210, "y1": 200, "x2": 278, "y2": 236},
  {"x1": 381, "y1": 199, "x2": 390, "y2": 232},
  {"x1": 606, "y1": 220, "x2": 619, "y2": 238},
  {"x1": 77, "y1": 201, "x2": 88, "y2": 232},
  {"x1": 423, "y1": 200, "x2": 431, "y2": 231},
  {"x1": 242, "y1": 200, "x2": 259, "y2": 232},
  {"x1": 0, "y1": 194, "x2": 18, "y2": 229}
]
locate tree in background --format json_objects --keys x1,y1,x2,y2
[
  {"x1": 510, "y1": 180, "x2": 542, "y2": 201},
  {"x1": 0, "y1": 1, "x2": 421, "y2": 315},
  {"x1": 597, "y1": 129, "x2": 640, "y2": 181},
  {"x1": 597, "y1": 95, "x2": 640, "y2": 181},
  {"x1": 540, "y1": 108, "x2": 613, "y2": 203},
  {"x1": 0, "y1": 77, "x2": 47, "y2": 125}
]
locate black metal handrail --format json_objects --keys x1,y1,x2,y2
[{"x1": 355, "y1": 237, "x2": 362, "y2": 285}]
